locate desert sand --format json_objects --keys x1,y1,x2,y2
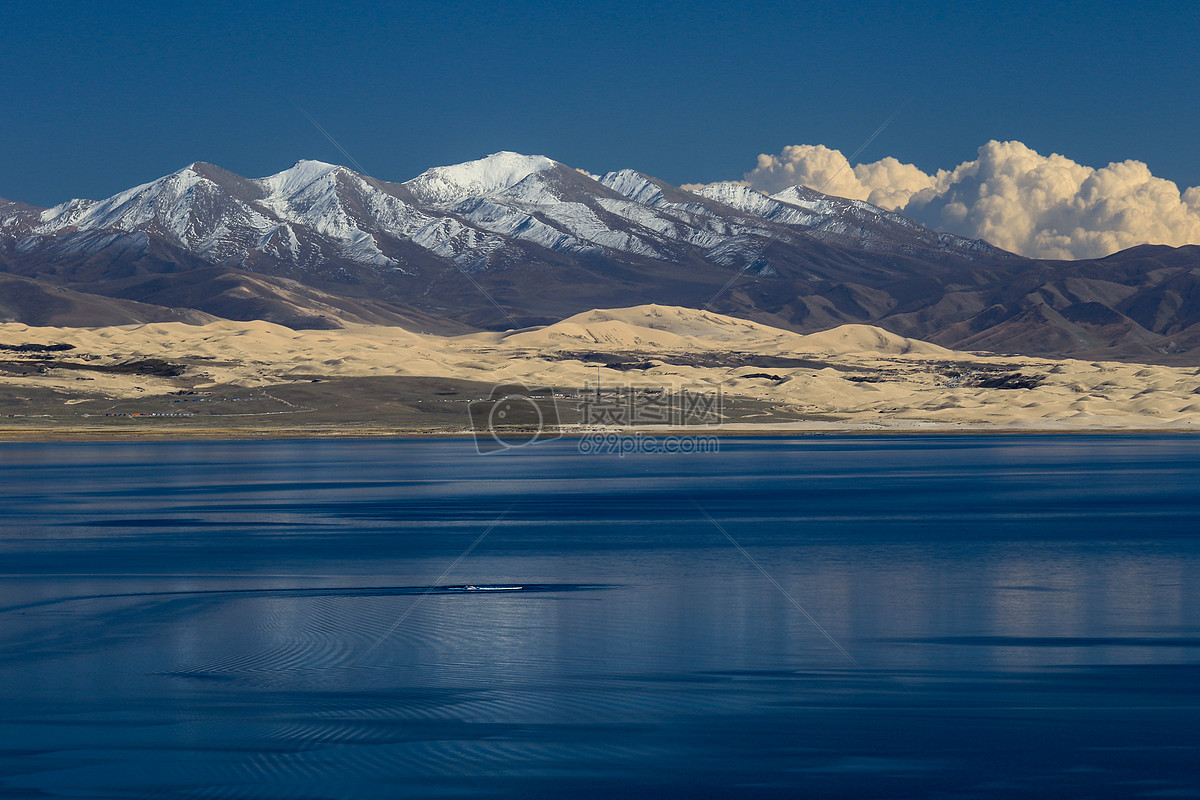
[{"x1": 1, "y1": 303, "x2": 1198, "y2": 437}]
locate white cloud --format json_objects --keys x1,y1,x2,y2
[{"x1": 740, "y1": 140, "x2": 1200, "y2": 259}]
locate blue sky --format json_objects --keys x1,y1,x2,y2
[{"x1": 2, "y1": 0, "x2": 1197, "y2": 207}]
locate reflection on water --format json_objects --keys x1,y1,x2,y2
[{"x1": 1, "y1": 435, "x2": 1199, "y2": 798}]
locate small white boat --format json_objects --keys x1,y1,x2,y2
[{"x1": 461, "y1": 585, "x2": 523, "y2": 591}]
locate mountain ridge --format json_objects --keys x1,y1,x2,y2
[{"x1": 3, "y1": 152, "x2": 1200, "y2": 363}]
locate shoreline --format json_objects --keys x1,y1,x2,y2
[{"x1": 2, "y1": 423, "x2": 1199, "y2": 443}]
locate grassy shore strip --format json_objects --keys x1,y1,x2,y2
[{"x1": 2, "y1": 423, "x2": 1198, "y2": 442}]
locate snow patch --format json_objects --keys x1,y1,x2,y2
[{"x1": 404, "y1": 151, "x2": 558, "y2": 207}]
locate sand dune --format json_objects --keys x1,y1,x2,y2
[
  {"x1": 501, "y1": 306, "x2": 952, "y2": 357},
  {"x1": 498, "y1": 305, "x2": 795, "y2": 350},
  {"x1": 793, "y1": 324, "x2": 952, "y2": 356},
  {"x1": 2, "y1": 305, "x2": 1199, "y2": 433}
]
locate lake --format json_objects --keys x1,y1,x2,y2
[{"x1": 1, "y1": 435, "x2": 1199, "y2": 798}]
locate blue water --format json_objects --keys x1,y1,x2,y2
[{"x1": 1, "y1": 435, "x2": 1199, "y2": 798}]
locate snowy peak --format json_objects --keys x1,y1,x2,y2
[
  {"x1": 0, "y1": 197, "x2": 43, "y2": 237},
  {"x1": 599, "y1": 170, "x2": 667, "y2": 206},
  {"x1": 252, "y1": 160, "x2": 420, "y2": 268},
  {"x1": 770, "y1": 184, "x2": 870, "y2": 216},
  {"x1": 602, "y1": 170, "x2": 741, "y2": 212},
  {"x1": 257, "y1": 159, "x2": 344, "y2": 199},
  {"x1": 770, "y1": 184, "x2": 826, "y2": 205},
  {"x1": 403, "y1": 151, "x2": 559, "y2": 206},
  {"x1": 690, "y1": 180, "x2": 997, "y2": 256},
  {"x1": 186, "y1": 162, "x2": 267, "y2": 200},
  {"x1": 37, "y1": 165, "x2": 228, "y2": 236},
  {"x1": 693, "y1": 182, "x2": 782, "y2": 217}
]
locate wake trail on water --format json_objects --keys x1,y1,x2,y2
[{"x1": 0, "y1": 583, "x2": 615, "y2": 614}]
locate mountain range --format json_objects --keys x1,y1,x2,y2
[{"x1": 3, "y1": 151, "x2": 1200, "y2": 362}]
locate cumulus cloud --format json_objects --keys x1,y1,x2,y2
[{"x1": 739, "y1": 140, "x2": 1200, "y2": 259}]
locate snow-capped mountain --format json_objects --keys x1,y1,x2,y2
[
  {"x1": 692, "y1": 182, "x2": 998, "y2": 257},
  {"x1": 10, "y1": 151, "x2": 1008, "y2": 280},
  {"x1": 27, "y1": 160, "x2": 418, "y2": 270},
  {"x1": 11, "y1": 151, "x2": 1199, "y2": 363}
]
